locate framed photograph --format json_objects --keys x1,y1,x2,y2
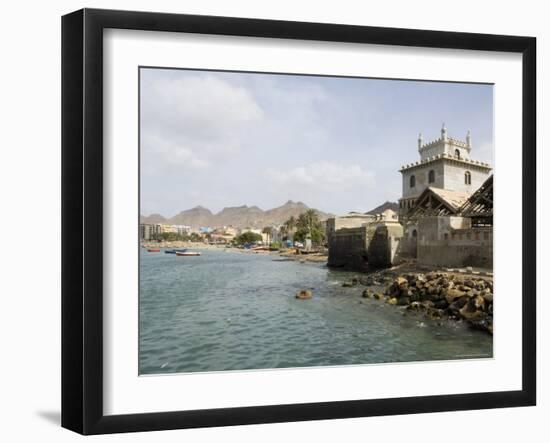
[{"x1": 61, "y1": 8, "x2": 536, "y2": 435}]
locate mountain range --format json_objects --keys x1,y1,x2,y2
[
  {"x1": 365, "y1": 201, "x2": 400, "y2": 215},
  {"x1": 140, "y1": 200, "x2": 334, "y2": 229}
]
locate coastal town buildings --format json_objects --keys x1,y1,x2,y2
[
  {"x1": 139, "y1": 223, "x2": 191, "y2": 240},
  {"x1": 140, "y1": 223, "x2": 159, "y2": 241},
  {"x1": 327, "y1": 125, "x2": 494, "y2": 270}
]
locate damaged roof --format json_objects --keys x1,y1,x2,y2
[
  {"x1": 408, "y1": 187, "x2": 471, "y2": 218},
  {"x1": 459, "y1": 175, "x2": 493, "y2": 222}
]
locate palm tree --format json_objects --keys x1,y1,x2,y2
[
  {"x1": 283, "y1": 216, "x2": 297, "y2": 243},
  {"x1": 284, "y1": 215, "x2": 296, "y2": 233},
  {"x1": 297, "y1": 209, "x2": 319, "y2": 237},
  {"x1": 262, "y1": 226, "x2": 272, "y2": 245}
]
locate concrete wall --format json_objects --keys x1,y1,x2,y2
[
  {"x1": 368, "y1": 223, "x2": 404, "y2": 267},
  {"x1": 328, "y1": 222, "x2": 403, "y2": 270},
  {"x1": 325, "y1": 214, "x2": 376, "y2": 242},
  {"x1": 398, "y1": 224, "x2": 418, "y2": 258},
  {"x1": 417, "y1": 216, "x2": 493, "y2": 268},
  {"x1": 328, "y1": 226, "x2": 371, "y2": 270}
]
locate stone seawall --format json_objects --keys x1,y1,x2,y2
[{"x1": 328, "y1": 222, "x2": 404, "y2": 270}]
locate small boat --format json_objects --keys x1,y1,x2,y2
[
  {"x1": 176, "y1": 251, "x2": 201, "y2": 256},
  {"x1": 147, "y1": 248, "x2": 161, "y2": 252},
  {"x1": 165, "y1": 248, "x2": 188, "y2": 254}
]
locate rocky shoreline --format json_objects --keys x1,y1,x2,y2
[
  {"x1": 144, "y1": 243, "x2": 492, "y2": 335},
  {"x1": 339, "y1": 270, "x2": 493, "y2": 335}
]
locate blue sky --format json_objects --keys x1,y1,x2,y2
[{"x1": 140, "y1": 68, "x2": 493, "y2": 216}]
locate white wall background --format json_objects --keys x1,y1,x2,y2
[{"x1": 0, "y1": 1, "x2": 545, "y2": 441}]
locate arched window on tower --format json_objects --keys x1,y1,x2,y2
[
  {"x1": 428, "y1": 169, "x2": 435, "y2": 183},
  {"x1": 465, "y1": 171, "x2": 471, "y2": 185},
  {"x1": 455, "y1": 149, "x2": 461, "y2": 159},
  {"x1": 410, "y1": 175, "x2": 416, "y2": 188}
]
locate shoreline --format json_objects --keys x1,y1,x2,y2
[
  {"x1": 338, "y1": 268, "x2": 494, "y2": 335},
  {"x1": 143, "y1": 241, "x2": 493, "y2": 334},
  {"x1": 142, "y1": 241, "x2": 329, "y2": 263}
]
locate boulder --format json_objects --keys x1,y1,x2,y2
[
  {"x1": 387, "y1": 297, "x2": 398, "y2": 305},
  {"x1": 421, "y1": 300, "x2": 435, "y2": 310},
  {"x1": 396, "y1": 296, "x2": 411, "y2": 306},
  {"x1": 374, "y1": 292, "x2": 385, "y2": 300},
  {"x1": 295, "y1": 289, "x2": 313, "y2": 300},
  {"x1": 426, "y1": 308, "x2": 443, "y2": 320},
  {"x1": 445, "y1": 288, "x2": 467, "y2": 304},
  {"x1": 426, "y1": 272, "x2": 438, "y2": 282},
  {"x1": 362, "y1": 276, "x2": 377, "y2": 286},
  {"x1": 474, "y1": 294, "x2": 485, "y2": 308},
  {"x1": 447, "y1": 296, "x2": 469, "y2": 315},
  {"x1": 362, "y1": 289, "x2": 373, "y2": 298},
  {"x1": 406, "y1": 301, "x2": 423, "y2": 311},
  {"x1": 459, "y1": 300, "x2": 484, "y2": 320},
  {"x1": 395, "y1": 276, "x2": 408, "y2": 286},
  {"x1": 433, "y1": 299, "x2": 449, "y2": 309}
]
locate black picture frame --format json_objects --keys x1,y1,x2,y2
[{"x1": 61, "y1": 8, "x2": 536, "y2": 435}]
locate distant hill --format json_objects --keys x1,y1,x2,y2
[
  {"x1": 140, "y1": 213, "x2": 167, "y2": 224},
  {"x1": 365, "y1": 201, "x2": 399, "y2": 215},
  {"x1": 169, "y1": 206, "x2": 214, "y2": 228},
  {"x1": 140, "y1": 200, "x2": 333, "y2": 229}
]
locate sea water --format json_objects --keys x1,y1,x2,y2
[{"x1": 139, "y1": 248, "x2": 492, "y2": 374}]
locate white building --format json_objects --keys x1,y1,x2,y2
[{"x1": 399, "y1": 124, "x2": 492, "y2": 218}]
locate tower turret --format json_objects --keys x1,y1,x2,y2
[{"x1": 441, "y1": 123, "x2": 448, "y2": 141}]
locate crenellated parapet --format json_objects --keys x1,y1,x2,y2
[
  {"x1": 400, "y1": 152, "x2": 492, "y2": 172},
  {"x1": 419, "y1": 136, "x2": 469, "y2": 152}
]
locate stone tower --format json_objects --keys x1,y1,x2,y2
[{"x1": 398, "y1": 124, "x2": 492, "y2": 218}]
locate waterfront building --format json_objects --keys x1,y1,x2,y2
[
  {"x1": 398, "y1": 125, "x2": 492, "y2": 219},
  {"x1": 327, "y1": 124, "x2": 494, "y2": 271},
  {"x1": 172, "y1": 225, "x2": 191, "y2": 236},
  {"x1": 140, "y1": 223, "x2": 162, "y2": 241},
  {"x1": 325, "y1": 212, "x2": 376, "y2": 242},
  {"x1": 413, "y1": 175, "x2": 494, "y2": 268}
]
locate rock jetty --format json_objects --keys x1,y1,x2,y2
[{"x1": 383, "y1": 272, "x2": 493, "y2": 334}]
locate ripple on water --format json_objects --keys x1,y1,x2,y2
[{"x1": 139, "y1": 249, "x2": 492, "y2": 374}]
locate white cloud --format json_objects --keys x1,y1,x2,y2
[
  {"x1": 141, "y1": 72, "x2": 264, "y2": 174},
  {"x1": 141, "y1": 134, "x2": 209, "y2": 174},
  {"x1": 267, "y1": 161, "x2": 375, "y2": 191}
]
